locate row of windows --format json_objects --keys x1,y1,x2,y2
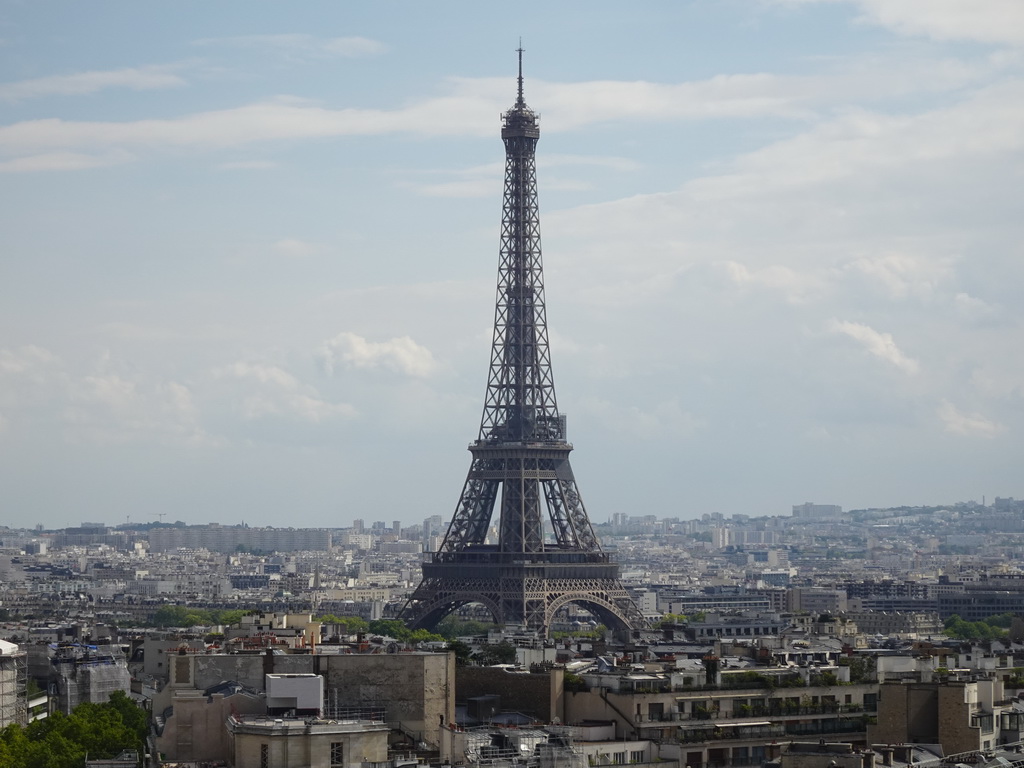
[
  {"x1": 695, "y1": 626, "x2": 781, "y2": 636},
  {"x1": 600, "y1": 750, "x2": 645, "y2": 764},
  {"x1": 260, "y1": 742, "x2": 343, "y2": 767}
]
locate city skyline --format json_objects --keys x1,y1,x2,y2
[{"x1": 2, "y1": 1, "x2": 1024, "y2": 528}]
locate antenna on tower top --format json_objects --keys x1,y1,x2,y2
[{"x1": 516, "y1": 40, "x2": 525, "y2": 106}]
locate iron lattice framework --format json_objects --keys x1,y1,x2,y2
[{"x1": 401, "y1": 52, "x2": 645, "y2": 636}]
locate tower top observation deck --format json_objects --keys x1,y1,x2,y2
[{"x1": 502, "y1": 46, "x2": 539, "y2": 139}]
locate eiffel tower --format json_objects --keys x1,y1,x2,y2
[{"x1": 401, "y1": 51, "x2": 645, "y2": 637}]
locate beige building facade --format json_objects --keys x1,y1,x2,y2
[{"x1": 227, "y1": 715, "x2": 388, "y2": 768}]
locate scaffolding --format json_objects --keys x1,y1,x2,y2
[
  {"x1": 50, "y1": 643, "x2": 130, "y2": 714},
  {"x1": 324, "y1": 689, "x2": 386, "y2": 721},
  {"x1": 461, "y1": 726, "x2": 585, "y2": 768},
  {"x1": 0, "y1": 639, "x2": 28, "y2": 726}
]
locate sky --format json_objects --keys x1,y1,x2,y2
[{"x1": 2, "y1": 1, "x2": 1024, "y2": 529}]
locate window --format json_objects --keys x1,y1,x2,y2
[
  {"x1": 613, "y1": 752, "x2": 627, "y2": 764},
  {"x1": 331, "y1": 742, "x2": 344, "y2": 767},
  {"x1": 631, "y1": 750, "x2": 646, "y2": 763},
  {"x1": 261, "y1": 744, "x2": 269, "y2": 768},
  {"x1": 973, "y1": 714, "x2": 994, "y2": 734}
]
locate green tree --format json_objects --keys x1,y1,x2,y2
[
  {"x1": 434, "y1": 616, "x2": 497, "y2": 639},
  {"x1": 985, "y1": 612, "x2": 1016, "y2": 629},
  {"x1": 447, "y1": 640, "x2": 473, "y2": 665},
  {"x1": 211, "y1": 609, "x2": 247, "y2": 626},
  {"x1": 107, "y1": 690, "x2": 149, "y2": 743},
  {"x1": 944, "y1": 614, "x2": 1008, "y2": 641},
  {"x1": 476, "y1": 641, "x2": 518, "y2": 665},
  {"x1": 564, "y1": 671, "x2": 587, "y2": 692},
  {"x1": 368, "y1": 619, "x2": 411, "y2": 640},
  {"x1": 152, "y1": 604, "x2": 215, "y2": 628},
  {"x1": 317, "y1": 615, "x2": 370, "y2": 635},
  {"x1": 406, "y1": 628, "x2": 444, "y2": 643},
  {"x1": 2, "y1": 692, "x2": 148, "y2": 768},
  {"x1": 814, "y1": 671, "x2": 841, "y2": 687},
  {"x1": 838, "y1": 656, "x2": 875, "y2": 683}
]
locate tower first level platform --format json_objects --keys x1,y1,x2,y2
[{"x1": 406, "y1": 548, "x2": 644, "y2": 633}]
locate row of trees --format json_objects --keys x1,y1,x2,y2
[
  {"x1": 138, "y1": 605, "x2": 1024, "y2": 646},
  {"x1": 150, "y1": 605, "x2": 249, "y2": 628},
  {"x1": 0, "y1": 691, "x2": 146, "y2": 768},
  {"x1": 316, "y1": 617, "x2": 443, "y2": 643},
  {"x1": 446, "y1": 639, "x2": 518, "y2": 666},
  {"x1": 316, "y1": 615, "x2": 497, "y2": 642},
  {"x1": 943, "y1": 612, "x2": 1014, "y2": 641}
]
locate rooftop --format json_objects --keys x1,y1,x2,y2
[{"x1": 226, "y1": 714, "x2": 389, "y2": 736}]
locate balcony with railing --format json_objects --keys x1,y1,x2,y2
[
  {"x1": 677, "y1": 722, "x2": 786, "y2": 744},
  {"x1": 635, "y1": 702, "x2": 875, "y2": 724},
  {"x1": 672, "y1": 716, "x2": 868, "y2": 745}
]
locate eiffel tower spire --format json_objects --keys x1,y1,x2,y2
[{"x1": 401, "y1": 52, "x2": 644, "y2": 636}]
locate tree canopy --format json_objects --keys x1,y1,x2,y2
[
  {"x1": 151, "y1": 605, "x2": 247, "y2": 628},
  {"x1": 0, "y1": 691, "x2": 147, "y2": 768},
  {"x1": 316, "y1": 614, "x2": 370, "y2": 634},
  {"x1": 943, "y1": 614, "x2": 1009, "y2": 641}
]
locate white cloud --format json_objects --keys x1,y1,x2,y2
[
  {"x1": 321, "y1": 37, "x2": 388, "y2": 57},
  {"x1": 772, "y1": 0, "x2": 1024, "y2": 44},
  {"x1": 0, "y1": 347, "x2": 61, "y2": 443},
  {"x1": 3, "y1": 57, "x2": 1018, "y2": 172},
  {"x1": 0, "y1": 150, "x2": 133, "y2": 173},
  {"x1": 0, "y1": 96, "x2": 498, "y2": 157},
  {"x1": 687, "y1": 80, "x2": 1024, "y2": 201},
  {"x1": 849, "y1": 0, "x2": 1024, "y2": 45},
  {"x1": 546, "y1": 75, "x2": 1024, "y2": 296},
  {"x1": 0, "y1": 65, "x2": 186, "y2": 101},
  {"x1": 967, "y1": 358, "x2": 1024, "y2": 401},
  {"x1": 533, "y1": 73, "x2": 821, "y2": 129},
  {"x1": 0, "y1": 345, "x2": 57, "y2": 376},
  {"x1": 407, "y1": 153, "x2": 639, "y2": 198},
  {"x1": 937, "y1": 399, "x2": 1005, "y2": 437},
  {"x1": 2, "y1": 346, "x2": 357, "y2": 444},
  {"x1": 829, "y1": 319, "x2": 919, "y2": 373},
  {"x1": 842, "y1": 251, "x2": 953, "y2": 301},
  {"x1": 952, "y1": 292, "x2": 998, "y2": 321},
  {"x1": 0, "y1": 70, "x2": 892, "y2": 164},
  {"x1": 721, "y1": 261, "x2": 826, "y2": 304},
  {"x1": 319, "y1": 332, "x2": 438, "y2": 378},
  {"x1": 64, "y1": 374, "x2": 208, "y2": 445},
  {"x1": 193, "y1": 34, "x2": 387, "y2": 59},
  {"x1": 398, "y1": 160, "x2": 503, "y2": 198},
  {"x1": 216, "y1": 361, "x2": 355, "y2": 423}
]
